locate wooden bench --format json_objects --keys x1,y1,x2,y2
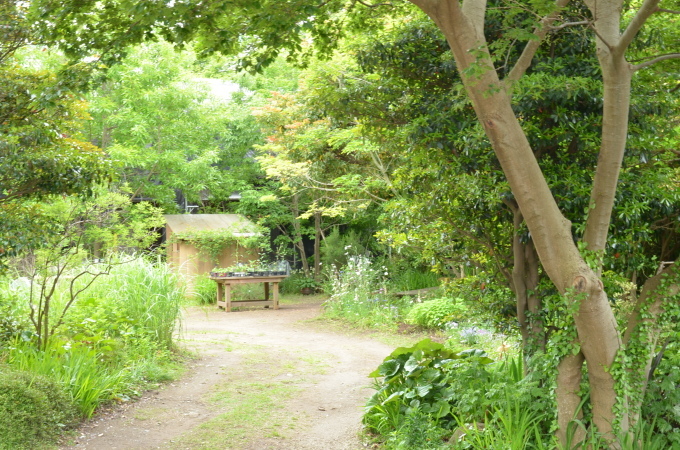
[{"x1": 210, "y1": 275, "x2": 287, "y2": 312}]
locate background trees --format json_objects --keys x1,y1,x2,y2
[
  {"x1": 84, "y1": 41, "x2": 263, "y2": 211},
  {"x1": 0, "y1": 1, "x2": 111, "y2": 269}
]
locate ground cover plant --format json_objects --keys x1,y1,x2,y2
[
  {"x1": 0, "y1": 255, "x2": 184, "y2": 448},
  {"x1": 363, "y1": 339, "x2": 552, "y2": 449}
]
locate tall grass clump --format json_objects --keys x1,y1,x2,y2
[
  {"x1": 390, "y1": 267, "x2": 441, "y2": 292},
  {"x1": 6, "y1": 340, "x2": 126, "y2": 418},
  {"x1": 323, "y1": 255, "x2": 410, "y2": 330},
  {"x1": 192, "y1": 274, "x2": 217, "y2": 305},
  {"x1": 63, "y1": 256, "x2": 183, "y2": 351}
]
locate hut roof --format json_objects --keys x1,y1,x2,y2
[{"x1": 165, "y1": 214, "x2": 259, "y2": 237}]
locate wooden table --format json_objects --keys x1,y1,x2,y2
[{"x1": 210, "y1": 275, "x2": 287, "y2": 312}]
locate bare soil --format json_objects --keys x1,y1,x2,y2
[{"x1": 61, "y1": 297, "x2": 395, "y2": 449}]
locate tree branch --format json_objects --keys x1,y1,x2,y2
[
  {"x1": 619, "y1": 0, "x2": 662, "y2": 53},
  {"x1": 354, "y1": 0, "x2": 393, "y2": 7},
  {"x1": 505, "y1": 0, "x2": 571, "y2": 89},
  {"x1": 549, "y1": 20, "x2": 589, "y2": 31},
  {"x1": 632, "y1": 53, "x2": 680, "y2": 71}
]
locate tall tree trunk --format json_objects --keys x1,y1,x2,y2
[
  {"x1": 411, "y1": 0, "x2": 624, "y2": 439},
  {"x1": 510, "y1": 204, "x2": 543, "y2": 353},
  {"x1": 314, "y1": 211, "x2": 321, "y2": 279},
  {"x1": 290, "y1": 194, "x2": 309, "y2": 276},
  {"x1": 556, "y1": 352, "x2": 586, "y2": 447}
]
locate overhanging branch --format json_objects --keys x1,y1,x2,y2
[{"x1": 632, "y1": 53, "x2": 680, "y2": 71}]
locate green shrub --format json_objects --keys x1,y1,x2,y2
[
  {"x1": 364, "y1": 339, "x2": 552, "y2": 448},
  {"x1": 443, "y1": 275, "x2": 515, "y2": 331},
  {"x1": 0, "y1": 279, "x2": 32, "y2": 346},
  {"x1": 388, "y1": 409, "x2": 449, "y2": 449},
  {"x1": 279, "y1": 272, "x2": 307, "y2": 294},
  {"x1": 320, "y1": 227, "x2": 367, "y2": 270},
  {"x1": 364, "y1": 339, "x2": 495, "y2": 434},
  {"x1": 405, "y1": 297, "x2": 467, "y2": 329},
  {"x1": 0, "y1": 368, "x2": 78, "y2": 449}
]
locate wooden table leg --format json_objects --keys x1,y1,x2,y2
[
  {"x1": 273, "y1": 282, "x2": 279, "y2": 310},
  {"x1": 264, "y1": 282, "x2": 270, "y2": 300},
  {"x1": 216, "y1": 280, "x2": 223, "y2": 309},
  {"x1": 225, "y1": 283, "x2": 232, "y2": 312}
]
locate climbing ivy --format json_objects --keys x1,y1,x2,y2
[
  {"x1": 610, "y1": 264, "x2": 680, "y2": 435},
  {"x1": 170, "y1": 224, "x2": 269, "y2": 264}
]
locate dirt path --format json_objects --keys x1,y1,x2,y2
[{"x1": 63, "y1": 298, "x2": 395, "y2": 449}]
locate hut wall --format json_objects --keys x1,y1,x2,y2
[{"x1": 166, "y1": 225, "x2": 257, "y2": 295}]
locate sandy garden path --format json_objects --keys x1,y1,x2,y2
[{"x1": 62, "y1": 297, "x2": 395, "y2": 449}]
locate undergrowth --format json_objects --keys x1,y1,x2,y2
[{"x1": 0, "y1": 255, "x2": 185, "y2": 448}]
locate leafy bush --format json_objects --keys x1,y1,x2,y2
[
  {"x1": 405, "y1": 297, "x2": 467, "y2": 329},
  {"x1": 442, "y1": 275, "x2": 516, "y2": 331},
  {"x1": 0, "y1": 278, "x2": 32, "y2": 346},
  {"x1": 0, "y1": 368, "x2": 78, "y2": 449},
  {"x1": 364, "y1": 339, "x2": 495, "y2": 434},
  {"x1": 364, "y1": 339, "x2": 552, "y2": 448},
  {"x1": 320, "y1": 227, "x2": 367, "y2": 270},
  {"x1": 388, "y1": 409, "x2": 449, "y2": 449}
]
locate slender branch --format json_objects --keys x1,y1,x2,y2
[
  {"x1": 500, "y1": 38, "x2": 518, "y2": 74},
  {"x1": 550, "y1": 20, "x2": 589, "y2": 31},
  {"x1": 587, "y1": 20, "x2": 616, "y2": 52},
  {"x1": 619, "y1": 0, "x2": 661, "y2": 53},
  {"x1": 505, "y1": 0, "x2": 572, "y2": 89},
  {"x1": 354, "y1": 0, "x2": 393, "y2": 7},
  {"x1": 658, "y1": 8, "x2": 680, "y2": 13},
  {"x1": 632, "y1": 53, "x2": 680, "y2": 71}
]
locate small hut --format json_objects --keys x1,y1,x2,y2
[{"x1": 165, "y1": 214, "x2": 261, "y2": 292}]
